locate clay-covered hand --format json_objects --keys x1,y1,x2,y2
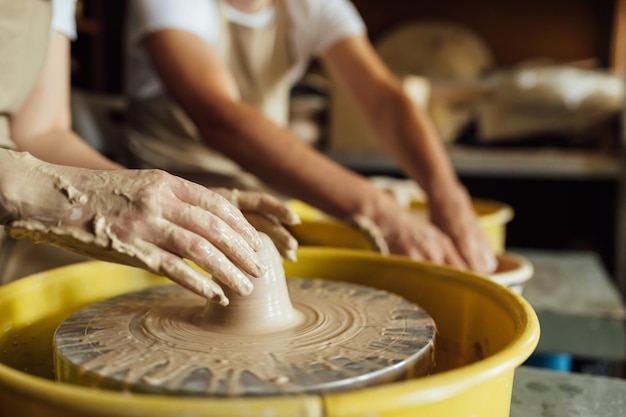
[
  {"x1": 427, "y1": 185, "x2": 496, "y2": 274},
  {"x1": 351, "y1": 192, "x2": 470, "y2": 271},
  {"x1": 0, "y1": 151, "x2": 270, "y2": 306},
  {"x1": 213, "y1": 188, "x2": 301, "y2": 261},
  {"x1": 367, "y1": 178, "x2": 496, "y2": 274},
  {"x1": 360, "y1": 202, "x2": 467, "y2": 269}
]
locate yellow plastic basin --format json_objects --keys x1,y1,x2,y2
[
  {"x1": 287, "y1": 199, "x2": 514, "y2": 254},
  {"x1": 0, "y1": 248, "x2": 538, "y2": 417}
]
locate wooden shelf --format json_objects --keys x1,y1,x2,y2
[
  {"x1": 327, "y1": 146, "x2": 623, "y2": 180},
  {"x1": 448, "y1": 146, "x2": 622, "y2": 179}
]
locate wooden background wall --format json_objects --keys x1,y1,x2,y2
[{"x1": 352, "y1": 0, "x2": 620, "y2": 69}]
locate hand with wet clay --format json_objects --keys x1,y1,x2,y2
[
  {"x1": 369, "y1": 178, "x2": 496, "y2": 274},
  {"x1": 350, "y1": 193, "x2": 469, "y2": 271},
  {"x1": 427, "y1": 184, "x2": 496, "y2": 274},
  {"x1": 0, "y1": 151, "x2": 291, "y2": 306},
  {"x1": 342, "y1": 185, "x2": 480, "y2": 271},
  {"x1": 213, "y1": 188, "x2": 301, "y2": 262}
]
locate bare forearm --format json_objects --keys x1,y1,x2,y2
[
  {"x1": 142, "y1": 29, "x2": 393, "y2": 222},
  {"x1": 0, "y1": 150, "x2": 29, "y2": 224},
  {"x1": 367, "y1": 86, "x2": 462, "y2": 198},
  {"x1": 15, "y1": 128, "x2": 122, "y2": 170},
  {"x1": 6, "y1": 31, "x2": 120, "y2": 171},
  {"x1": 321, "y1": 35, "x2": 462, "y2": 200},
  {"x1": 191, "y1": 97, "x2": 385, "y2": 221}
]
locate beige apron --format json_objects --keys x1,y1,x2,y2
[
  {"x1": 0, "y1": 0, "x2": 52, "y2": 149},
  {"x1": 127, "y1": 0, "x2": 295, "y2": 191},
  {"x1": 0, "y1": 0, "x2": 88, "y2": 283}
]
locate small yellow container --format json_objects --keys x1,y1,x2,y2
[
  {"x1": 0, "y1": 248, "x2": 538, "y2": 417},
  {"x1": 287, "y1": 199, "x2": 514, "y2": 254}
]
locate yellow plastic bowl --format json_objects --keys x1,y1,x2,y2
[
  {"x1": 0, "y1": 248, "x2": 538, "y2": 417},
  {"x1": 287, "y1": 199, "x2": 514, "y2": 254}
]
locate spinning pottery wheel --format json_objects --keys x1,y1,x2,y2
[{"x1": 53, "y1": 237, "x2": 436, "y2": 397}]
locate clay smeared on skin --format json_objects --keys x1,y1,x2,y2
[
  {"x1": 348, "y1": 214, "x2": 389, "y2": 255},
  {"x1": 1, "y1": 151, "x2": 269, "y2": 305}
]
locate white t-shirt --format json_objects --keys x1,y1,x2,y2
[
  {"x1": 125, "y1": 0, "x2": 366, "y2": 100},
  {"x1": 52, "y1": 0, "x2": 77, "y2": 39}
]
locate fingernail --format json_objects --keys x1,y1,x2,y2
[
  {"x1": 252, "y1": 260, "x2": 268, "y2": 277},
  {"x1": 239, "y1": 277, "x2": 254, "y2": 296},
  {"x1": 287, "y1": 211, "x2": 301, "y2": 225},
  {"x1": 285, "y1": 248, "x2": 297, "y2": 262},
  {"x1": 250, "y1": 233, "x2": 263, "y2": 250}
]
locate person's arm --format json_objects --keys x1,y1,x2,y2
[
  {"x1": 321, "y1": 34, "x2": 495, "y2": 273},
  {"x1": 141, "y1": 29, "x2": 467, "y2": 269},
  {"x1": 5, "y1": 31, "x2": 301, "y2": 302},
  {"x1": 10, "y1": 32, "x2": 120, "y2": 170},
  {"x1": 0, "y1": 150, "x2": 300, "y2": 305}
]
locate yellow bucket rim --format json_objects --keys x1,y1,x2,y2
[
  {"x1": 286, "y1": 198, "x2": 515, "y2": 228},
  {"x1": 0, "y1": 249, "x2": 539, "y2": 414},
  {"x1": 468, "y1": 198, "x2": 515, "y2": 228},
  {"x1": 287, "y1": 248, "x2": 539, "y2": 408}
]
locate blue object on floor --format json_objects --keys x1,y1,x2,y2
[{"x1": 524, "y1": 353, "x2": 573, "y2": 372}]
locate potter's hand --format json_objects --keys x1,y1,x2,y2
[
  {"x1": 369, "y1": 178, "x2": 496, "y2": 274},
  {"x1": 0, "y1": 151, "x2": 268, "y2": 306},
  {"x1": 427, "y1": 186, "x2": 496, "y2": 274},
  {"x1": 214, "y1": 189, "x2": 301, "y2": 261},
  {"x1": 352, "y1": 193, "x2": 469, "y2": 270}
]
